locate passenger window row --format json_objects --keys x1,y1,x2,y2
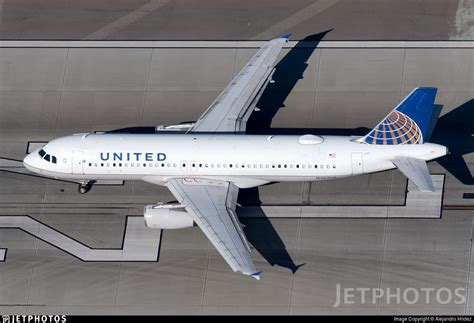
[{"x1": 86, "y1": 161, "x2": 337, "y2": 169}]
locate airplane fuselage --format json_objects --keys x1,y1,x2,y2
[{"x1": 23, "y1": 133, "x2": 447, "y2": 188}]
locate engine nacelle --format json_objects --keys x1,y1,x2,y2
[{"x1": 144, "y1": 203, "x2": 195, "y2": 229}]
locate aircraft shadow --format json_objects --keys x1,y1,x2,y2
[{"x1": 431, "y1": 99, "x2": 474, "y2": 185}]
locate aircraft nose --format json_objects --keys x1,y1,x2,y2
[{"x1": 23, "y1": 153, "x2": 40, "y2": 172}]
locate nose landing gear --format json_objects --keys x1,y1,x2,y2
[{"x1": 78, "y1": 180, "x2": 93, "y2": 194}]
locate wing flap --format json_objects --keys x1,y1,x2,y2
[
  {"x1": 392, "y1": 157, "x2": 435, "y2": 192},
  {"x1": 166, "y1": 178, "x2": 258, "y2": 277}
]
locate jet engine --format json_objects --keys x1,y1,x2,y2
[{"x1": 143, "y1": 203, "x2": 195, "y2": 229}]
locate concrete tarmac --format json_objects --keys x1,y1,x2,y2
[
  {"x1": 0, "y1": 40, "x2": 473, "y2": 314},
  {"x1": 0, "y1": 0, "x2": 471, "y2": 40}
]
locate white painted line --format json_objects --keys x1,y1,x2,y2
[
  {"x1": 0, "y1": 216, "x2": 161, "y2": 261},
  {"x1": 0, "y1": 40, "x2": 473, "y2": 48},
  {"x1": 27, "y1": 142, "x2": 46, "y2": 154},
  {"x1": 0, "y1": 249, "x2": 5, "y2": 261}
]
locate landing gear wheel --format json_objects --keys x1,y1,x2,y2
[{"x1": 78, "y1": 181, "x2": 92, "y2": 194}]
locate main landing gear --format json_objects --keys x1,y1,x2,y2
[{"x1": 78, "y1": 180, "x2": 93, "y2": 194}]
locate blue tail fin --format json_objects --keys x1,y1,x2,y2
[{"x1": 359, "y1": 87, "x2": 438, "y2": 145}]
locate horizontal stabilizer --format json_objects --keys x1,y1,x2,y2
[{"x1": 392, "y1": 157, "x2": 435, "y2": 192}]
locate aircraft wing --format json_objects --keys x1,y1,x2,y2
[
  {"x1": 392, "y1": 157, "x2": 435, "y2": 192},
  {"x1": 190, "y1": 35, "x2": 289, "y2": 133},
  {"x1": 165, "y1": 178, "x2": 261, "y2": 279}
]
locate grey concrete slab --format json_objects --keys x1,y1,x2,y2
[
  {"x1": 291, "y1": 219, "x2": 385, "y2": 307},
  {"x1": 42, "y1": 178, "x2": 133, "y2": 205},
  {"x1": 291, "y1": 250, "x2": 384, "y2": 308},
  {"x1": 203, "y1": 252, "x2": 294, "y2": 307},
  {"x1": 0, "y1": 48, "x2": 67, "y2": 91},
  {"x1": 159, "y1": 226, "x2": 210, "y2": 252},
  {"x1": 317, "y1": 49, "x2": 404, "y2": 92},
  {"x1": 385, "y1": 210, "x2": 472, "y2": 252},
  {"x1": 297, "y1": 218, "x2": 386, "y2": 253},
  {"x1": 378, "y1": 305, "x2": 465, "y2": 315},
  {"x1": 202, "y1": 218, "x2": 299, "y2": 307},
  {"x1": 142, "y1": 91, "x2": 218, "y2": 126},
  {"x1": 0, "y1": 91, "x2": 60, "y2": 159},
  {"x1": 25, "y1": 306, "x2": 115, "y2": 315},
  {"x1": 0, "y1": 1, "x2": 461, "y2": 40},
  {"x1": 128, "y1": 180, "x2": 176, "y2": 205},
  {"x1": 380, "y1": 211, "x2": 471, "y2": 312},
  {"x1": 27, "y1": 248, "x2": 121, "y2": 306},
  {"x1": 147, "y1": 48, "x2": 236, "y2": 92},
  {"x1": 255, "y1": 182, "x2": 305, "y2": 205},
  {"x1": 56, "y1": 91, "x2": 145, "y2": 136},
  {"x1": 63, "y1": 49, "x2": 151, "y2": 91},
  {"x1": 0, "y1": 306, "x2": 29, "y2": 315},
  {"x1": 113, "y1": 305, "x2": 202, "y2": 315},
  {"x1": 378, "y1": 252, "x2": 469, "y2": 314},
  {"x1": 0, "y1": 248, "x2": 36, "y2": 305},
  {"x1": 0, "y1": 172, "x2": 47, "y2": 205},
  {"x1": 290, "y1": 305, "x2": 378, "y2": 315},
  {"x1": 115, "y1": 251, "x2": 208, "y2": 308},
  {"x1": 282, "y1": 0, "x2": 458, "y2": 41},
  {"x1": 203, "y1": 306, "x2": 290, "y2": 315},
  {"x1": 402, "y1": 49, "x2": 474, "y2": 92}
]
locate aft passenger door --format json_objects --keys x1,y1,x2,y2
[{"x1": 72, "y1": 150, "x2": 84, "y2": 174}]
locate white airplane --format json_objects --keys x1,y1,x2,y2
[{"x1": 23, "y1": 35, "x2": 447, "y2": 280}]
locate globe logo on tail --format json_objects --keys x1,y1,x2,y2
[{"x1": 360, "y1": 110, "x2": 423, "y2": 145}]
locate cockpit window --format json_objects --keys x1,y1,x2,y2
[{"x1": 38, "y1": 148, "x2": 57, "y2": 164}]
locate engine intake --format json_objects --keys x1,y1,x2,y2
[{"x1": 144, "y1": 203, "x2": 195, "y2": 229}]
